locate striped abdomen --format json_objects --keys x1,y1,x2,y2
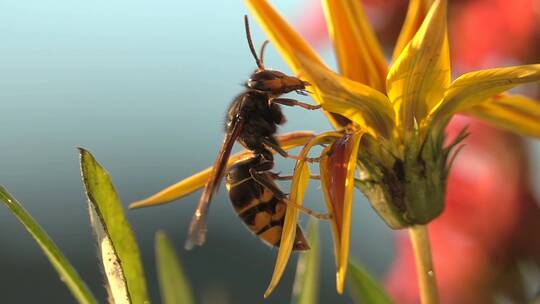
[{"x1": 225, "y1": 160, "x2": 309, "y2": 251}]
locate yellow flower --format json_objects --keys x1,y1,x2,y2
[
  {"x1": 131, "y1": 0, "x2": 540, "y2": 298},
  {"x1": 246, "y1": 0, "x2": 540, "y2": 296}
]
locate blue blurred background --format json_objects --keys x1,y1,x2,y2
[{"x1": 0, "y1": 1, "x2": 396, "y2": 303}]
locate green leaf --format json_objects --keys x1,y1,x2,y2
[
  {"x1": 79, "y1": 148, "x2": 149, "y2": 304},
  {"x1": 347, "y1": 260, "x2": 393, "y2": 304},
  {"x1": 291, "y1": 220, "x2": 320, "y2": 304},
  {"x1": 0, "y1": 186, "x2": 97, "y2": 304},
  {"x1": 155, "y1": 230, "x2": 195, "y2": 304}
]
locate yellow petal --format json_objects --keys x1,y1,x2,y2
[
  {"x1": 265, "y1": 157, "x2": 309, "y2": 298},
  {"x1": 392, "y1": 0, "x2": 433, "y2": 61},
  {"x1": 464, "y1": 94, "x2": 540, "y2": 138},
  {"x1": 326, "y1": 132, "x2": 363, "y2": 294},
  {"x1": 430, "y1": 64, "x2": 540, "y2": 124},
  {"x1": 297, "y1": 55, "x2": 394, "y2": 138},
  {"x1": 245, "y1": 0, "x2": 349, "y2": 129},
  {"x1": 387, "y1": 0, "x2": 450, "y2": 131},
  {"x1": 129, "y1": 131, "x2": 315, "y2": 209},
  {"x1": 265, "y1": 131, "x2": 341, "y2": 298},
  {"x1": 336, "y1": 132, "x2": 363, "y2": 294},
  {"x1": 319, "y1": 144, "x2": 340, "y2": 264},
  {"x1": 318, "y1": 132, "x2": 364, "y2": 294},
  {"x1": 322, "y1": 0, "x2": 387, "y2": 91}
]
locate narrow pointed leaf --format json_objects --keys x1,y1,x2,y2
[
  {"x1": 129, "y1": 131, "x2": 315, "y2": 209},
  {"x1": 291, "y1": 220, "x2": 320, "y2": 304},
  {"x1": 245, "y1": 0, "x2": 349, "y2": 129},
  {"x1": 430, "y1": 64, "x2": 540, "y2": 123},
  {"x1": 297, "y1": 55, "x2": 394, "y2": 138},
  {"x1": 392, "y1": 0, "x2": 432, "y2": 61},
  {"x1": 387, "y1": 0, "x2": 450, "y2": 130},
  {"x1": 155, "y1": 231, "x2": 195, "y2": 304},
  {"x1": 88, "y1": 203, "x2": 131, "y2": 303},
  {"x1": 79, "y1": 148, "x2": 149, "y2": 304},
  {"x1": 0, "y1": 186, "x2": 97, "y2": 304},
  {"x1": 464, "y1": 94, "x2": 540, "y2": 138},
  {"x1": 265, "y1": 132, "x2": 340, "y2": 298},
  {"x1": 322, "y1": 0, "x2": 387, "y2": 91},
  {"x1": 347, "y1": 260, "x2": 393, "y2": 304}
]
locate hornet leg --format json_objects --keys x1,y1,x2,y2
[
  {"x1": 268, "y1": 172, "x2": 320, "y2": 180},
  {"x1": 248, "y1": 169, "x2": 332, "y2": 220},
  {"x1": 269, "y1": 98, "x2": 321, "y2": 110},
  {"x1": 262, "y1": 137, "x2": 322, "y2": 163}
]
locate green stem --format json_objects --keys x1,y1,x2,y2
[{"x1": 409, "y1": 225, "x2": 439, "y2": 304}]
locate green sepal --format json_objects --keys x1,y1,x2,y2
[
  {"x1": 355, "y1": 135, "x2": 409, "y2": 229},
  {"x1": 355, "y1": 124, "x2": 466, "y2": 228}
]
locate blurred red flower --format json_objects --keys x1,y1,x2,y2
[{"x1": 451, "y1": 0, "x2": 540, "y2": 71}]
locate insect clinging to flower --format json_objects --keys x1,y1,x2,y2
[{"x1": 182, "y1": 15, "x2": 326, "y2": 251}]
